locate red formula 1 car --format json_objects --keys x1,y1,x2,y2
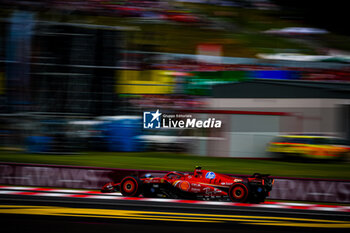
[{"x1": 101, "y1": 167, "x2": 274, "y2": 203}]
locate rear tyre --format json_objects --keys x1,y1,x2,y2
[
  {"x1": 229, "y1": 183, "x2": 249, "y2": 202},
  {"x1": 142, "y1": 184, "x2": 158, "y2": 198},
  {"x1": 120, "y1": 176, "x2": 142, "y2": 197},
  {"x1": 249, "y1": 196, "x2": 266, "y2": 204}
]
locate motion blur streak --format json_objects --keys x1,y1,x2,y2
[{"x1": 1, "y1": 205, "x2": 349, "y2": 228}]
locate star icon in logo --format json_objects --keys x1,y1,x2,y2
[{"x1": 151, "y1": 109, "x2": 161, "y2": 122}]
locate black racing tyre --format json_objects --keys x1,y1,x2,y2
[
  {"x1": 249, "y1": 195, "x2": 266, "y2": 204},
  {"x1": 120, "y1": 176, "x2": 142, "y2": 197},
  {"x1": 228, "y1": 183, "x2": 249, "y2": 202},
  {"x1": 141, "y1": 183, "x2": 158, "y2": 198}
]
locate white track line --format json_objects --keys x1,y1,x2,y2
[{"x1": 0, "y1": 186, "x2": 348, "y2": 212}]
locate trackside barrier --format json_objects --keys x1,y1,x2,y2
[{"x1": 0, "y1": 162, "x2": 349, "y2": 203}]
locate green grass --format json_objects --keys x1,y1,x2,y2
[
  {"x1": 3, "y1": 1, "x2": 350, "y2": 57},
  {"x1": 0, "y1": 152, "x2": 349, "y2": 180},
  {"x1": 35, "y1": 3, "x2": 318, "y2": 57},
  {"x1": 1, "y1": 3, "x2": 337, "y2": 57}
]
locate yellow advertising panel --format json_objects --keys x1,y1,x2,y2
[{"x1": 116, "y1": 70, "x2": 174, "y2": 94}]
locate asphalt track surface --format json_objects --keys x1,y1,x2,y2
[{"x1": 0, "y1": 188, "x2": 349, "y2": 233}]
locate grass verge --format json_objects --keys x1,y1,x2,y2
[{"x1": 0, "y1": 152, "x2": 349, "y2": 180}]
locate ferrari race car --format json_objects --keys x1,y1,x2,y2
[{"x1": 101, "y1": 167, "x2": 274, "y2": 203}]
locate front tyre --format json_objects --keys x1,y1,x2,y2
[
  {"x1": 120, "y1": 176, "x2": 142, "y2": 197},
  {"x1": 229, "y1": 183, "x2": 249, "y2": 202}
]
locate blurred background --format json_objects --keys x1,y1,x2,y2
[{"x1": 1, "y1": 0, "x2": 350, "y2": 162}]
